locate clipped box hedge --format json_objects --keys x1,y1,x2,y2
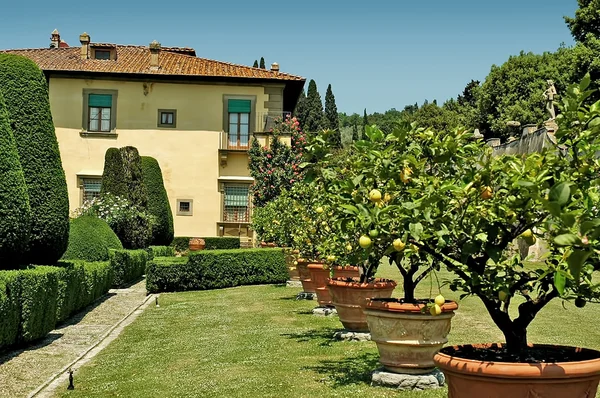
[
  {"x1": 146, "y1": 248, "x2": 287, "y2": 293},
  {"x1": 109, "y1": 249, "x2": 148, "y2": 287},
  {"x1": 147, "y1": 245, "x2": 175, "y2": 259},
  {"x1": 170, "y1": 237, "x2": 241, "y2": 253},
  {"x1": 0, "y1": 261, "x2": 113, "y2": 351}
]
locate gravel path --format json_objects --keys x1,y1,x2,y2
[{"x1": 0, "y1": 279, "x2": 150, "y2": 398}]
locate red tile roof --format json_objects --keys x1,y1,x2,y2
[{"x1": 2, "y1": 45, "x2": 304, "y2": 81}]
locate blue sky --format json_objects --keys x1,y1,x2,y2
[{"x1": 1, "y1": 0, "x2": 578, "y2": 114}]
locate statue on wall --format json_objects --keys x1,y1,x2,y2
[{"x1": 544, "y1": 80, "x2": 557, "y2": 120}]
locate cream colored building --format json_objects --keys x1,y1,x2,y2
[{"x1": 3, "y1": 31, "x2": 305, "y2": 243}]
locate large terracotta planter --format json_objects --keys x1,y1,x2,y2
[
  {"x1": 296, "y1": 260, "x2": 315, "y2": 293},
  {"x1": 309, "y1": 265, "x2": 361, "y2": 306},
  {"x1": 328, "y1": 278, "x2": 397, "y2": 332},
  {"x1": 434, "y1": 343, "x2": 600, "y2": 398},
  {"x1": 189, "y1": 238, "x2": 205, "y2": 251},
  {"x1": 365, "y1": 298, "x2": 458, "y2": 374}
]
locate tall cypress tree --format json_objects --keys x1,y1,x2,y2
[
  {"x1": 363, "y1": 109, "x2": 369, "y2": 131},
  {"x1": 0, "y1": 53, "x2": 69, "y2": 265},
  {"x1": 253, "y1": 60, "x2": 258, "y2": 68},
  {"x1": 0, "y1": 89, "x2": 31, "y2": 268},
  {"x1": 324, "y1": 84, "x2": 341, "y2": 148},
  {"x1": 260, "y1": 57, "x2": 266, "y2": 69},
  {"x1": 304, "y1": 80, "x2": 324, "y2": 132},
  {"x1": 141, "y1": 156, "x2": 174, "y2": 246},
  {"x1": 293, "y1": 90, "x2": 308, "y2": 130},
  {"x1": 352, "y1": 120, "x2": 360, "y2": 141}
]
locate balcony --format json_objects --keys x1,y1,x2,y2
[{"x1": 219, "y1": 111, "x2": 292, "y2": 151}]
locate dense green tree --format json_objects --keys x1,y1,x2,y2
[
  {"x1": 61, "y1": 216, "x2": 123, "y2": 262},
  {"x1": 304, "y1": 80, "x2": 324, "y2": 132},
  {"x1": 141, "y1": 156, "x2": 174, "y2": 246},
  {"x1": 0, "y1": 54, "x2": 69, "y2": 265},
  {"x1": 352, "y1": 120, "x2": 359, "y2": 141},
  {"x1": 565, "y1": 0, "x2": 600, "y2": 42},
  {"x1": 0, "y1": 90, "x2": 31, "y2": 268},
  {"x1": 100, "y1": 148, "x2": 127, "y2": 197},
  {"x1": 253, "y1": 60, "x2": 258, "y2": 68},
  {"x1": 362, "y1": 109, "x2": 369, "y2": 134},
  {"x1": 324, "y1": 84, "x2": 341, "y2": 148},
  {"x1": 260, "y1": 57, "x2": 266, "y2": 69},
  {"x1": 293, "y1": 90, "x2": 308, "y2": 130},
  {"x1": 120, "y1": 146, "x2": 148, "y2": 209}
]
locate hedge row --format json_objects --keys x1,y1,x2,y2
[
  {"x1": 146, "y1": 248, "x2": 287, "y2": 293},
  {"x1": 147, "y1": 245, "x2": 175, "y2": 258},
  {"x1": 141, "y1": 156, "x2": 174, "y2": 246},
  {"x1": 109, "y1": 249, "x2": 149, "y2": 287},
  {"x1": 170, "y1": 237, "x2": 241, "y2": 253},
  {"x1": 0, "y1": 261, "x2": 113, "y2": 350},
  {"x1": 61, "y1": 216, "x2": 123, "y2": 262}
]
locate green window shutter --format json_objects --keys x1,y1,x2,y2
[
  {"x1": 89, "y1": 94, "x2": 112, "y2": 107},
  {"x1": 224, "y1": 186, "x2": 249, "y2": 207},
  {"x1": 228, "y1": 99, "x2": 251, "y2": 113}
]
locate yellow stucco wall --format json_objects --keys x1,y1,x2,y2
[{"x1": 50, "y1": 77, "x2": 268, "y2": 237}]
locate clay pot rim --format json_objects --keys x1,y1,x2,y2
[
  {"x1": 328, "y1": 277, "x2": 397, "y2": 289},
  {"x1": 366, "y1": 298, "x2": 458, "y2": 313},
  {"x1": 434, "y1": 343, "x2": 600, "y2": 379},
  {"x1": 307, "y1": 263, "x2": 326, "y2": 269}
]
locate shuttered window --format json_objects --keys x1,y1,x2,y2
[
  {"x1": 223, "y1": 185, "x2": 250, "y2": 222},
  {"x1": 88, "y1": 94, "x2": 113, "y2": 132}
]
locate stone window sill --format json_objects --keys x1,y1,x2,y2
[{"x1": 80, "y1": 131, "x2": 118, "y2": 138}]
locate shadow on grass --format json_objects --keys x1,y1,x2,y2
[
  {"x1": 282, "y1": 327, "x2": 343, "y2": 347},
  {"x1": 305, "y1": 352, "x2": 380, "y2": 387}
]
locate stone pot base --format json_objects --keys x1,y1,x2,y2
[
  {"x1": 313, "y1": 307, "x2": 337, "y2": 316},
  {"x1": 286, "y1": 280, "x2": 303, "y2": 288},
  {"x1": 333, "y1": 330, "x2": 371, "y2": 342},
  {"x1": 296, "y1": 292, "x2": 315, "y2": 300},
  {"x1": 371, "y1": 368, "x2": 445, "y2": 391}
]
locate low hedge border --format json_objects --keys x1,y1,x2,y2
[
  {"x1": 0, "y1": 261, "x2": 113, "y2": 351},
  {"x1": 146, "y1": 248, "x2": 287, "y2": 293},
  {"x1": 109, "y1": 249, "x2": 148, "y2": 287},
  {"x1": 147, "y1": 245, "x2": 175, "y2": 259},
  {"x1": 170, "y1": 237, "x2": 241, "y2": 253}
]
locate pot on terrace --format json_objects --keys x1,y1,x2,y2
[
  {"x1": 434, "y1": 343, "x2": 600, "y2": 398},
  {"x1": 307, "y1": 264, "x2": 360, "y2": 307},
  {"x1": 365, "y1": 298, "x2": 458, "y2": 374},
  {"x1": 296, "y1": 259, "x2": 315, "y2": 293}
]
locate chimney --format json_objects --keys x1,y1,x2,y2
[
  {"x1": 79, "y1": 32, "x2": 90, "y2": 59},
  {"x1": 270, "y1": 62, "x2": 279, "y2": 73},
  {"x1": 50, "y1": 29, "x2": 60, "y2": 48},
  {"x1": 149, "y1": 40, "x2": 161, "y2": 71}
]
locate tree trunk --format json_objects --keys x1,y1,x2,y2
[
  {"x1": 403, "y1": 277, "x2": 415, "y2": 302},
  {"x1": 501, "y1": 325, "x2": 528, "y2": 356}
]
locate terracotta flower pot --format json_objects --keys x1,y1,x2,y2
[
  {"x1": 189, "y1": 238, "x2": 205, "y2": 251},
  {"x1": 365, "y1": 298, "x2": 458, "y2": 374},
  {"x1": 328, "y1": 278, "x2": 397, "y2": 332},
  {"x1": 434, "y1": 343, "x2": 600, "y2": 398},
  {"x1": 296, "y1": 260, "x2": 315, "y2": 293},
  {"x1": 309, "y1": 265, "x2": 362, "y2": 306}
]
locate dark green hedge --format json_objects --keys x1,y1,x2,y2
[
  {"x1": 0, "y1": 54, "x2": 69, "y2": 265},
  {"x1": 170, "y1": 237, "x2": 241, "y2": 253},
  {"x1": 62, "y1": 216, "x2": 123, "y2": 262},
  {"x1": 147, "y1": 246, "x2": 175, "y2": 258},
  {"x1": 141, "y1": 157, "x2": 174, "y2": 246},
  {"x1": 0, "y1": 261, "x2": 113, "y2": 351},
  {"x1": 100, "y1": 148, "x2": 127, "y2": 197},
  {"x1": 0, "y1": 88, "x2": 31, "y2": 268},
  {"x1": 146, "y1": 248, "x2": 286, "y2": 293},
  {"x1": 109, "y1": 249, "x2": 148, "y2": 287}
]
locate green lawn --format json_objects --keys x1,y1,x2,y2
[{"x1": 55, "y1": 264, "x2": 600, "y2": 398}]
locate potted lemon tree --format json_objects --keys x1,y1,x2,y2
[
  {"x1": 308, "y1": 124, "x2": 472, "y2": 374},
  {"x1": 392, "y1": 76, "x2": 600, "y2": 397}
]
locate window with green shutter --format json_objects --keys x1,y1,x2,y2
[
  {"x1": 223, "y1": 185, "x2": 250, "y2": 222},
  {"x1": 227, "y1": 99, "x2": 251, "y2": 149},
  {"x1": 88, "y1": 94, "x2": 113, "y2": 132}
]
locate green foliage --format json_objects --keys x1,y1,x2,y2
[
  {"x1": 351, "y1": 121, "x2": 360, "y2": 142},
  {"x1": 477, "y1": 49, "x2": 573, "y2": 139},
  {"x1": 0, "y1": 271, "x2": 19, "y2": 349},
  {"x1": 252, "y1": 60, "x2": 258, "y2": 68},
  {"x1": 147, "y1": 245, "x2": 175, "y2": 258},
  {"x1": 251, "y1": 189, "x2": 296, "y2": 246},
  {"x1": 100, "y1": 146, "x2": 152, "y2": 249},
  {"x1": 109, "y1": 249, "x2": 148, "y2": 287},
  {"x1": 259, "y1": 57, "x2": 265, "y2": 69},
  {"x1": 248, "y1": 116, "x2": 305, "y2": 207},
  {"x1": 565, "y1": 0, "x2": 600, "y2": 42},
  {"x1": 324, "y1": 84, "x2": 341, "y2": 148},
  {"x1": 170, "y1": 237, "x2": 240, "y2": 252},
  {"x1": 362, "y1": 109, "x2": 369, "y2": 132},
  {"x1": 304, "y1": 80, "x2": 324, "y2": 132},
  {"x1": 141, "y1": 156, "x2": 174, "y2": 246},
  {"x1": 0, "y1": 261, "x2": 113, "y2": 350},
  {"x1": 0, "y1": 88, "x2": 31, "y2": 268},
  {"x1": 62, "y1": 216, "x2": 123, "y2": 262},
  {"x1": 0, "y1": 54, "x2": 69, "y2": 265},
  {"x1": 146, "y1": 248, "x2": 287, "y2": 293}
]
